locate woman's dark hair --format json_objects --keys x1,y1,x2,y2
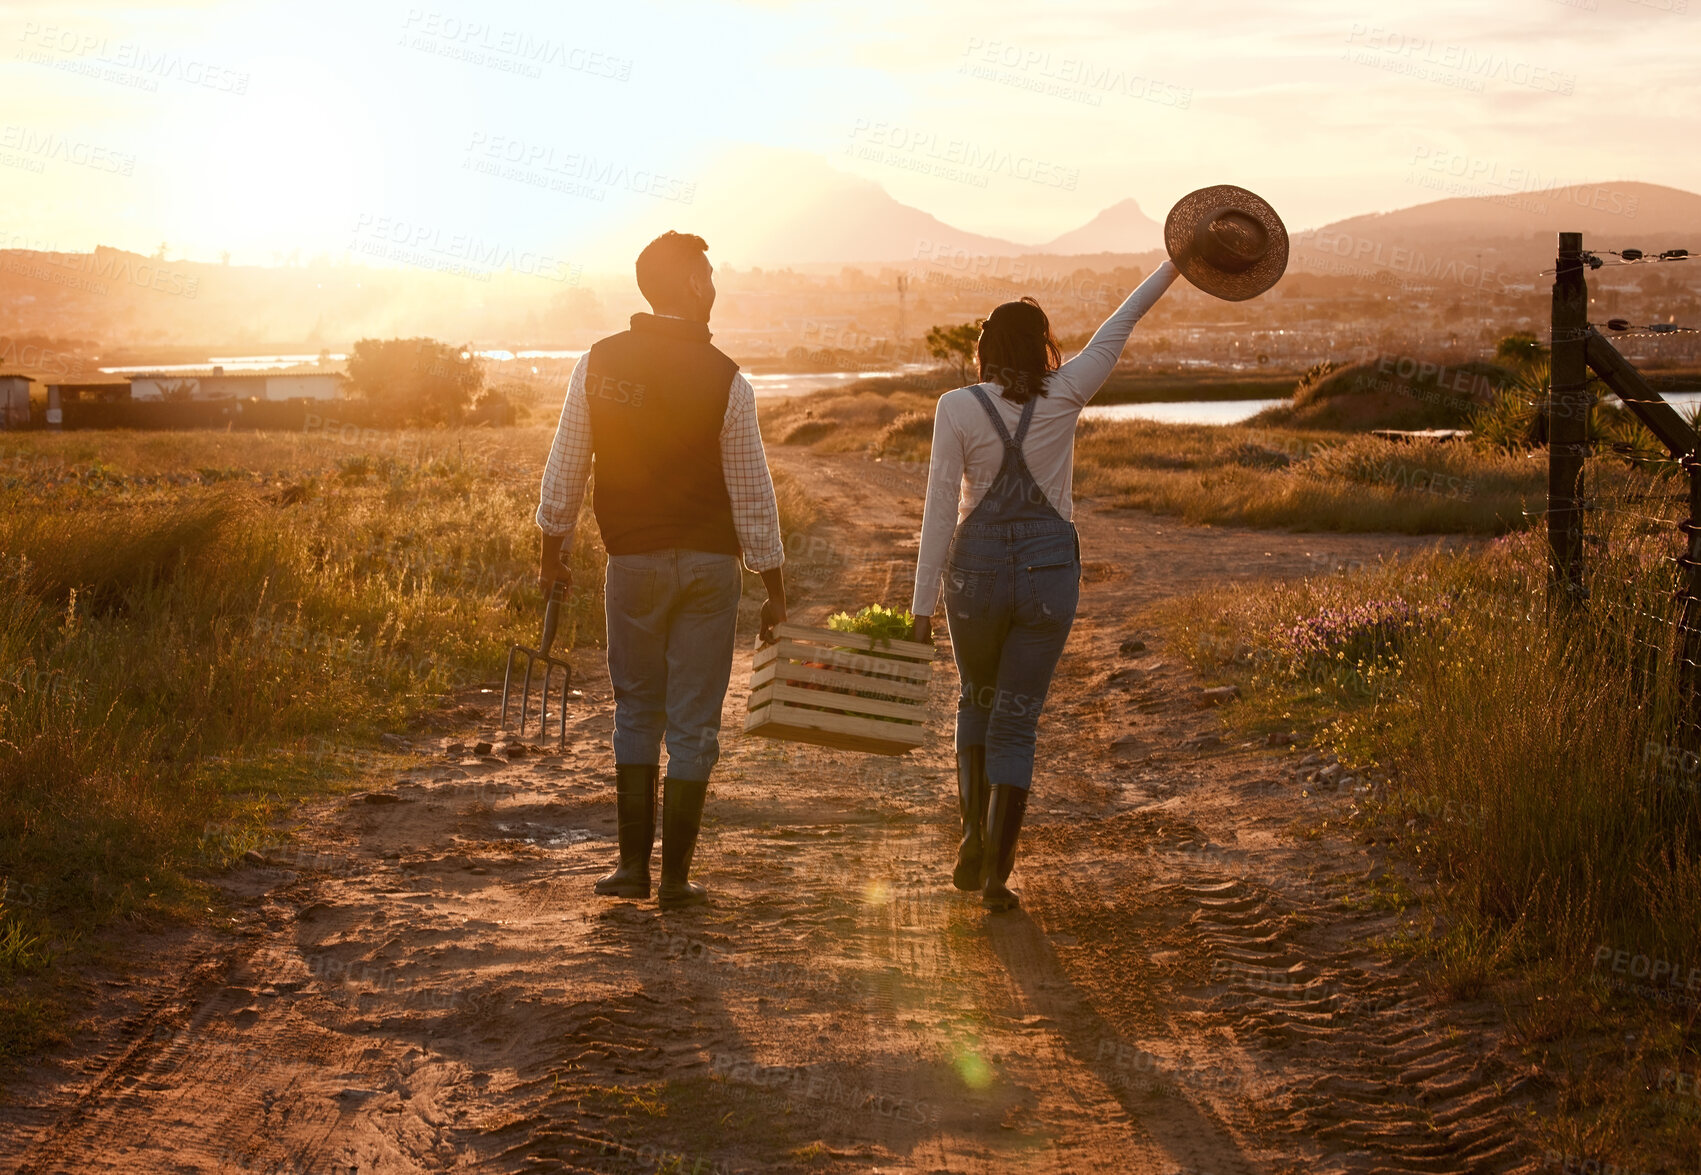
[{"x1": 976, "y1": 297, "x2": 1061, "y2": 403}]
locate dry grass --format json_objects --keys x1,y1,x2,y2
[
  {"x1": 762, "y1": 381, "x2": 1560, "y2": 534},
  {"x1": 0, "y1": 423, "x2": 815, "y2": 1064},
  {"x1": 1072, "y1": 419, "x2": 1553, "y2": 533},
  {"x1": 758, "y1": 386, "x2": 938, "y2": 456},
  {"x1": 1154, "y1": 484, "x2": 1701, "y2": 1168}
]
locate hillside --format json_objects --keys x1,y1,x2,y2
[
  {"x1": 1039, "y1": 198, "x2": 1165, "y2": 255},
  {"x1": 1290, "y1": 181, "x2": 1701, "y2": 285},
  {"x1": 3, "y1": 179, "x2": 1694, "y2": 353}
]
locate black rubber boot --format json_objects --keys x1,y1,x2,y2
[
  {"x1": 594, "y1": 764, "x2": 658, "y2": 898},
  {"x1": 981, "y1": 783, "x2": 1029, "y2": 912},
  {"x1": 952, "y1": 746, "x2": 989, "y2": 891},
  {"x1": 658, "y1": 777, "x2": 710, "y2": 908}
]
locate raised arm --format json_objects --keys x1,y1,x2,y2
[{"x1": 1050, "y1": 260, "x2": 1180, "y2": 406}]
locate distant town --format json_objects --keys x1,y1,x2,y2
[{"x1": 2, "y1": 181, "x2": 1699, "y2": 420}]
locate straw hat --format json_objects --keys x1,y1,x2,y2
[{"x1": 1164, "y1": 185, "x2": 1289, "y2": 302}]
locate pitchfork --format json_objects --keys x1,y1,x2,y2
[{"x1": 501, "y1": 580, "x2": 572, "y2": 746}]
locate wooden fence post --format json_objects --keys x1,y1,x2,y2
[
  {"x1": 1679, "y1": 459, "x2": 1701, "y2": 743},
  {"x1": 1584, "y1": 329, "x2": 1701, "y2": 738},
  {"x1": 1549, "y1": 231, "x2": 1589, "y2": 606}
]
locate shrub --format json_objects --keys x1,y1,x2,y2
[
  {"x1": 780, "y1": 417, "x2": 838, "y2": 446},
  {"x1": 1290, "y1": 360, "x2": 1340, "y2": 409},
  {"x1": 1159, "y1": 490, "x2": 1701, "y2": 985},
  {"x1": 0, "y1": 424, "x2": 633, "y2": 1064},
  {"x1": 871, "y1": 410, "x2": 934, "y2": 461}
]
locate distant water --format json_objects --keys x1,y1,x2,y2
[
  {"x1": 92, "y1": 351, "x2": 1289, "y2": 425},
  {"x1": 1606, "y1": 390, "x2": 1701, "y2": 416},
  {"x1": 101, "y1": 353, "x2": 349, "y2": 374},
  {"x1": 745, "y1": 364, "x2": 936, "y2": 398},
  {"x1": 474, "y1": 349, "x2": 586, "y2": 362},
  {"x1": 1082, "y1": 399, "x2": 1285, "y2": 425}
]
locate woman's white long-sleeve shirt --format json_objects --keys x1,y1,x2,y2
[{"x1": 911, "y1": 260, "x2": 1181, "y2": 616}]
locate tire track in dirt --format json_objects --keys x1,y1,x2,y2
[
  {"x1": 11, "y1": 937, "x2": 272, "y2": 1175},
  {"x1": 3, "y1": 448, "x2": 1537, "y2": 1174},
  {"x1": 1018, "y1": 608, "x2": 1542, "y2": 1175},
  {"x1": 811, "y1": 450, "x2": 1538, "y2": 1173}
]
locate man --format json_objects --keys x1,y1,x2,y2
[{"x1": 536, "y1": 231, "x2": 786, "y2": 908}]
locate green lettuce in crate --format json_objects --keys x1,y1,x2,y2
[
  {"x1": 817, "y1": 604, "x2": 922, "y2": 719},
  {"x1": 826, "y1": 604, "x2": 916, "y2": 646}
]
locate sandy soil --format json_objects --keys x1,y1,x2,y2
[{"x1": 1, "y1": 450, "x2": 1546, "y2": 1175}]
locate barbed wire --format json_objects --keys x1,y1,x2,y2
[
  {"x1": 1584, "y1": 248, "x2": 1692, "y2": 268},
  {"x1": 1595, "y1": 319, "x2": 1701, "y2": 337},
  {"x1": 1538, "y1": 247, "x2": 1694, "y2": 274}
]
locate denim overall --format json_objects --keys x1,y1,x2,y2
[{"x1": 942, "y1": 386, "x2": 1082, "y2": 790}]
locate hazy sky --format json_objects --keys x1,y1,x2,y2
[{"x1": 4, "y1": 0, "x2": 1697, "y2": 269}]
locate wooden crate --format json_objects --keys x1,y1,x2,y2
[{"x1": 742, "y1": 622, "x2": 936, "y2": 755}]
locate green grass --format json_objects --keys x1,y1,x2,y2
[{"x1": 0, "y1": 424, "x2": 811, "y2": 1066}]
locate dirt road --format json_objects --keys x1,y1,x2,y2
[{"x1": 2, "y1": 451, "x2": 1543, "y2": 1174}]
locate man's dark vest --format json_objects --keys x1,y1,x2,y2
[{"x1": 582, "y1": 313, "x2": 741, "y2": 558}]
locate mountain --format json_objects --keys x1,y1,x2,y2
[
  {"x1": 5, "y1": 169, "x2": 1694, "y2": 352},
  {"x1": 1290, "y1": 182, "x2": 1701, "y2": 285},
  {"x1": 1038, "y1": 198, "x2": 1165, "y2": 255},
  {"x1": 678, "y1": 146, "x2": 1160, "y2": 266},
  {"x1": 692, "y1": 147, "x2": 1697, "y2": 276},
  {"x1": 677, "y1": 147, "x2": 1027, "y2": 267}
]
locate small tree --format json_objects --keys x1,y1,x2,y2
[
  {"x1": 1495, "y1": 331, "x2": 1548, "y2": 369},
  {"x1": 925, "y1": 322, "x2": 981, "y2": 386},
  {"x1": 346, "y1": 337, "x2": 483, "y2": 425}
]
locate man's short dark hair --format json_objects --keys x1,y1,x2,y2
[{"x1": 636, "y1": 231, "x2": 709, "y2": 306}]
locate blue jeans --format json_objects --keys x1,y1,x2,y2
[
  {"x1": 942, "y1": 521, "x2": 1080, "y2": 790},
  {"x1": 604, "y1": 548, "x2": 743, "y2": 781}
]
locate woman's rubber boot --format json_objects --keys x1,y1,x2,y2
[
  {"x1": 981, "y1": 783, "x2": 1029, "y2": 912},
  {"x1": 594, "y1": 764, "x2": 658, "y2": 898},
  {"x1": 658, "y1": 777, "x2": 710, "y2": 908},
  {"x1": 952, "y1": 746, "x2": 990, "y2": 891}
]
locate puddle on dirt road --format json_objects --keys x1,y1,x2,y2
[{"x1": 494, "y1": 823, "x2": 600, "y2": 848}]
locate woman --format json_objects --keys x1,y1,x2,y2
[{"x1": 911, "y1": 260, "x2": 1180, "y2": 911}]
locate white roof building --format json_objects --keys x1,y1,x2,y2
[{"x1": 127, "y1": 367, "x2": 346, "y2": 402}]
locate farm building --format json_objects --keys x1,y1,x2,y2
[
  {"x1": 44, "y1": 380, "x2": 132, "y2": 429},
  {"x1": 0, "y1": 374, "x2": 31, "y2": 428},
  {"x1": 126, "y1": 368, "x2": 345, "y2": 402}
]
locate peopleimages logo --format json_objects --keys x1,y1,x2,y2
[
  {"x1": 399, "y1": 9, "x2": 633, "y2": 81},
  {"x1": 0, "y1": 335, "x2": 84, "y2": 379},
  {"x1": 348, "y1": 213, "x2": 581, "y2": 284},
  {"x1": 7, "y1": 249, "x2": 200, "y2": 299},
  {"x1": 959, "y1": 38, "x2": 1193, "y2": 109},
  {"x1": 0, "y1": 124, "x2": 136, "y2": 175},
  {"x1": 17, "y1": 22, "x2": 251, "y2": 93},
  {"x1": 1344, "y1": 24, "x2": 1576, "y2": 95},
  {"x1": 462, "y1": 132, "x2": 695, "y2": 204},
  {"x1": 1405, "y1": 149, "x2": 1639, "y2": 217},
  {"x1": 1293, "y1": 229, "x2": 1512, "y2": 294},
  {"x1": 848, "y1": 119, "x2": 1079, "y2": 191}
]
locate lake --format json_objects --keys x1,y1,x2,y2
[
  {"x1": 97, "y1": 352, "x2": 1289, "y2": 426},
  {"x1": 1081, "y1": 399, "x2": 1285, "y2": 425}
]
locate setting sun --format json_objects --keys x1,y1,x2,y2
[{"x1": 3, "y1": 2, "x2": 1700, "y2": 1172}]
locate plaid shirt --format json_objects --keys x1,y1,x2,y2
[{"x1": 535, "y1": 353, "x2": 785, "y2": 573}]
